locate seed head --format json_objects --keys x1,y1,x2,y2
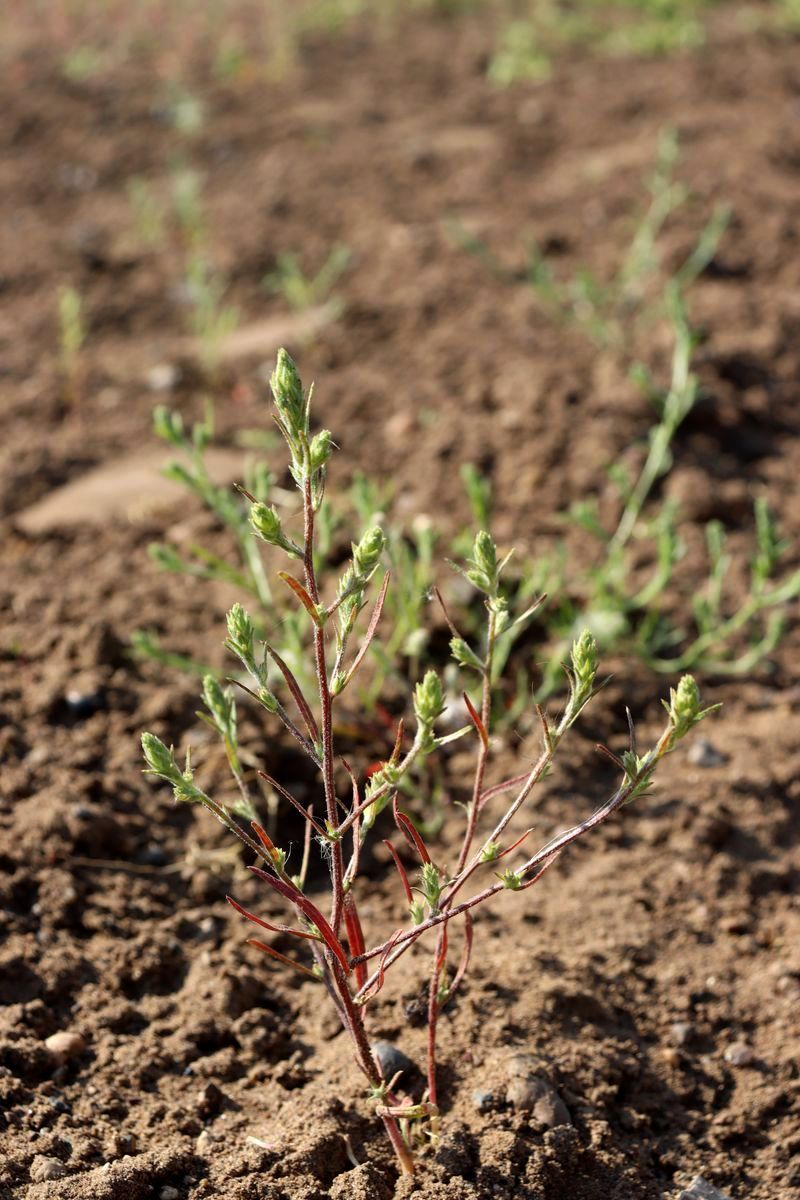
[
  {"x1": 450, "y1": 637, "x2": 484, "y2": 673},
  {"x1": 414, "y1": 671, "x2": 445, "y2": 728},
  {"x1": 250, "y1": 502, "x2": 282, "y2": 543},
  {"x1": 270, "y1": 348, "x2": 306, "y2": 434},
  {"x1": 353, "y1": 526, "x2": 386, "y2": 581},
  {"x1": 141, "y1": 732, "x2": 179, "y2": 781},
  {"x1": 309, "y1": 429, "x2": 333, "y2": 473},
  {"x1": 664, "y1": 674, "x2": 719, "y2": 744},
  {"x1": 571, "y1": 629, "x2": 598, "y2": 690}
]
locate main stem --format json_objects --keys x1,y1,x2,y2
[
  {"x1": 300, "y1": 478, "x2": 412, "y2": 1174},
  {"x1": 302, "y1": 479, "x2": 344, "y2": 935},
  {"x1": 426, "y1": 611, "x2": 496, "y2": 1103},
  {"x1": 328, "y1": 961, "x2": 415, "y2": 1175}
]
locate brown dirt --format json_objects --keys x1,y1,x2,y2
[{"x1": 1, "y1": 7, "x2": 799, "y2": 1199}]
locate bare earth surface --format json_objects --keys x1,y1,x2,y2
[{"x1": 1, "y1": 9, "x2": 799, "y2": 1199}]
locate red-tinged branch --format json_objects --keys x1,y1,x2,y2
[
  {"x1": 426, "y1": 925, "x2": 448, "y2": 1105},
  {"x1": 339, "y1": 570, "x2": 390, "y2": 690},
  {"x1": 302, "y1": 478, "x2": 345, "y2": 937},
  {"x1": 354, "y1": 745, "x2": 664, "y2": 987},
  {"x1": 478, "y1": 771, "x2": 532, "y2": 810},
  {"x1": 343, "y1": 895, "x2": 367, "y2": 988},
  {"x1": 495, "y1": 827, "x2": 534, "y2": 860},
  {"x1": 264, "y1": 642, "x2": 320, "y2": 743},
  {"x1": 247, "y1": 938, "x2": 320, "y2": 980},
  {"x1": 249, "y1": 865, "x2": 350, "y2": 976},
  {"x1": 323, "y1": 949, "x2": 416, "y2": 1175},
  {"x1": 226, "y1": 895, "x2": 320, "y2": 942},
  {"x1": 393, "y1": 798, "x2": 432, "y2": 865},
  {"x1": 257, "y1": 772, "x2": 329, "y2": 840},
  {"x1": 463, "y1": 691, "x2": 488, "y2": 749},
  {"x1": 357, "y1": 929, "x2": 404, "y2": 1005},
  {"x1": 383, "y1": 840, "x2": 413, "y2": 904}
]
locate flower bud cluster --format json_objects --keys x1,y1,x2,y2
[
  {"x1": 141, "y1": 733, "x2": 204, "y2": 806},
  {"x1": 249, "y1": 502, "x2": 301, "y2": 558},
  {"x1": 270, "y1": 349, "x2": 332, "y2": 499}
]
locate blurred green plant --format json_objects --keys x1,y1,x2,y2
[
  {"x1": 126, "y1": 177, "x2": 167, "y2": 249},
  {"x1": 62, "y1": 45, "x2": 103, "y2": 82},
  {"x1": 447, "y1": 129, "x2": 730, "y2": 349},
  {"x1": 489, "y1": 0, "x2": 713, "y2": 81},
  {"x1": 135, "y1": 299, "x2": 800, "y2": 721},
  {"x1": 533, "y1": 292, "x2": 800, "y2": 688},
  {"x1": 488, "y1": 20, "x2": 552, "y2": 85},
  {"x1": 57, "y1": 285, "x2": 87, "y2": 408},
  {"x1": 184, "y1": 253, "x2": 239, "y2": 378},
  {"x1": 126, "y1": 165, "x2": 238, "y2": 379},
  {"x1": 264, "y1": 245, "x2": 351, "y2": 312}
]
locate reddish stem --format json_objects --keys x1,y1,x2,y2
[{"x1": 302, "y1": 478, "x2": 345, "y2": 936}]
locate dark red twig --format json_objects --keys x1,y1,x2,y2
[
  {"x1": 463, "y1": 691, "x2": 488, "y2": 749},
  {"x1": 248, "y1": 866, "x2": 350, "y2": 976},
  {"x1": 265, "y1": 642, "x2": 320, "y2": 743},
  {"x1": 383, "y1": 840, "x2": 413, "y2": 904},
  {"x1": 341, "y1": 571, "x2": 390, "y2": 689},
  {"x1": 247, "y1": 938, "x2": 320, "y2": 979},
  {"x1": 392, "y1": 798, "x2": 432, "y2": 865},
  {"x1": 226, "y1": 895, "x2": 319, "y2": 942},
  {"x1": 257, "y1": 773, "x2": 329, "y2": 839}
]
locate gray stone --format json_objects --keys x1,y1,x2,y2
[
  {"x1": 145, "y1": 363, "x2": 181, "y2": 392},
  {"x1": 724, "y1": 1041, "x2": 754, "y2": 1067},
  {"x1": 688, "y1": 738, "x2": 728, "y2": 768},
  {"x1": 370, "y1": 1040, "x2": 418, "y2": 1085},
  {"x1": 506, "y1": 1072, "x2": 571, "y2": 1127},
  {"x1": 30, "y1": 1157, "x2": 67, "y2": 1182},
  {"x1": 678, "y1": 1175, "x2": 732, "y2": 1200},
  {"x1": 472, "y1": 1089, "x2": 495, "y2": 1113}
]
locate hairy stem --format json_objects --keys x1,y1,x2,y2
[{"x1": 303, "y1": 478, "x2": 345, "y2": 934}]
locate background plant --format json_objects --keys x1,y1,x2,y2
[
  {"x1": 135, "y1": 301, "x2": 800, "y2": 725},
  {"x1": 264, "y1": 244, "x2": 351, "y2": 313},
  {"x1": 142, "y1": 348, "x2": 717, "y2": 1173},
  {"x1": 521, "y1": 289, "x2": 800, "y2": 690},
  {"x1": 57, "y1": 285, "x2": 87, "y2": 408},
  {"x1": 447, "y1": 128, "x2": 730, "y2": 350}
]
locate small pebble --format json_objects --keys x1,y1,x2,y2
[
  {"x1": 688, "y1": 738, "x2": 728, "y2": 768},
  {"x1": 724, "y1": 1041, "x2": 754, "y2": 1067},
  {"x1": 146, "y1": 363, "x2": 181, "y2": 392},
  {"x1": 64, "y1": 689, "x2": 105, "y2": 720},
  {"x1": 160, "y1": 1188, "x2": 180, "y2": 1200},
  {"x1": 472, "y1": 1089, "x2": 494, "y2": 1113},
  {"x1": 196, "y1": 1082, "x2": 223, "y2": 1117},
  {"x1": 195, "y1": 916, "x2": 217, "y2": 941},
  {"x1": 45, "y1": 1031, "x2": 86, "y2": 1065},
  {"x1": 678, "y1": 1176, "x2": 732, "y2": 1200},
  {"x1": 370, "y1": 1041, "x2": 418, "y2": 1084},
  {"x1": 506, "y1": 1073, "x2": 571, "y2": 1127},
  {"x1": 137, "y1": 844, "x2": 168, "y2": 867},
  {"x1": 30, "y1": 1156, "x2": 67, "y2": 1182},
  {"x1": 669, "y1": 1022, "x2": 693, "y2": 1048},
  {"x1": 108, "y1": 1132, "x2": 137, "y2": 1157},
  {"x1": 195, "y1": 1129, "x2": 219, "y2": 1154}
]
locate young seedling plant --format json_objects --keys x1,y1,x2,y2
[{"x1": 142, "y1": 350, "x2": 719, "y2": 1174}]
